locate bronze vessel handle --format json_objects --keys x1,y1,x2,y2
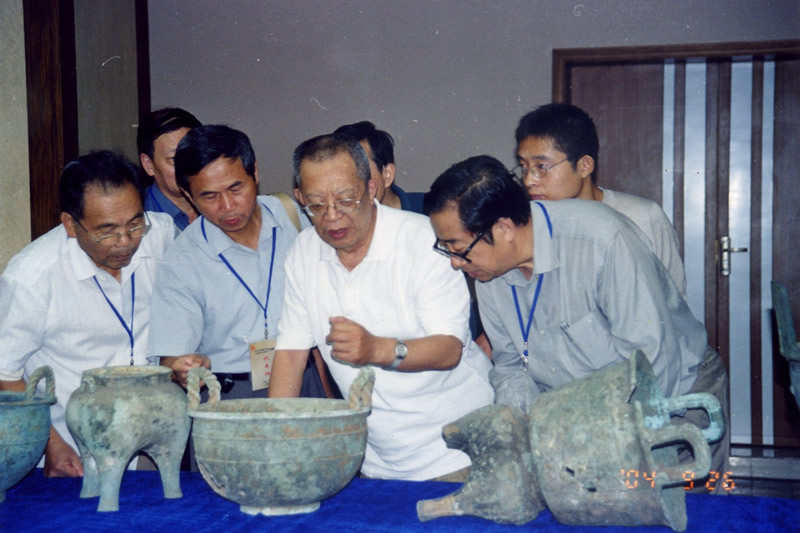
[
  {"x1": 187, "y1": 367, "x2": 221, "y2": 411},
  {"x1": 347, "y1": 367, "x2": 375, "y2": 410},
  {"x1": 25, "y1": 365, "x2": 55, "y2": 402}
]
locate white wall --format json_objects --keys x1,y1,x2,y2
[
  {"x1": 0, "y1": 0, "x2": 31, "y2": 270},
  {"x1": 147, "y1": 0, "x2": 798, "y2": 194}
]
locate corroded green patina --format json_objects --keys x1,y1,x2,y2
[
  {"x1": 66, "y1": 365, "x2": 190, "y2": 512},
  {"x1": 529, "y1": 351, "x2": 722, "y2": 531},
  {"x1": 187, "y1": 366, "x2": 374, "y2": 516},
  {"x1": 417, "y1": 404, "x2": 545, "y2": 525},
  {"x1": 418, "y1": 351, "x2": 724, "y2": 532},
  {"x1": 0, "y1": 366, "x2": 55, "y2": 502}
]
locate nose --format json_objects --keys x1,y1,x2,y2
[
  {"x1": 450, "y1": 255, "x2": 467, "y2": 269},
  {"x1": 523, "y1": 171, "x2": 538, "y2": 188},
  {"x1": 323, "y1": 203, "x2": 342, "y2": 220},
  {"x1": 218, "y1": 191, "x2": 234, "y2": 211},
  {"x1": 116, "y1": 232, "x2": 133, "y2": 246}
]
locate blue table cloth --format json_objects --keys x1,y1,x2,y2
[{"x1": 1, "y1": 469, "x2": 797, "y2": 532}]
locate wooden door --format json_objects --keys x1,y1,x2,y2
[{"x1": 554, "y1": 41, "x2": 800, "y2": 448}]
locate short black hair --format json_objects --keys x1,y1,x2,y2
[
  {"x1": 136, "y1": 107, "x2": 201, "y2": 159},
  {"x1": 292, "y1": 133, "x2": 371, "y2": 189},
  {"x1": 59, "y1": 150, "x2": 143, "y2": 220},
  {"x1": 333, "y1": 121, "x2": 394, "y2": 170},
  {"x1": 425, "y1": 155, "x2": 531, "y2": 243},
  {"x1": 174, "y1": 125, "x2": 257, "y2": 193},
  {"x1": 515, "y1": 103, "x2": 599, "y2": 181}
]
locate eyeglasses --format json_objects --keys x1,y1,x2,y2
[
  {"x1": 512, "y1": 158, "x2": 569, "y2": 181},
  {"x1": 72, "y1": 212, "x2": 151, "y2": 246},
  {"x1": 302, "y1": 189, "x2": 367, "y2": 217},
  {"x1": 433, "y1": 231, "x2": 486, "y2": 263}
]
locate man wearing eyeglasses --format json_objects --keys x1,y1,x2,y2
[
  {"x1": 426, "y1": 155, "x2": 729, "y2": 484},
  {"x1": 0, "y1": 151, "x2": 174, "y2": 477},
  {"x1": 268, "y1": 133, "x2": 492, "y2": 481},
  {"x1": 514, "y1": 103, "x2": 686, "y2": 295}
]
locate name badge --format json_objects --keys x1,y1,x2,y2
[{"x1": 249, "y1": 338, "x2": 277, "y2": 391}]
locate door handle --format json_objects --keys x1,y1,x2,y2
[{"x1": 719, "y1": 235, "x2": 748, "y2": 277}]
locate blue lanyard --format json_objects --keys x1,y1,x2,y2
[
  {"x1": 93, "y1": 273, "x2": 135, "y2": 365},
  {"x1": 201, "y1": 213, "x2": 277, "y2": 339},
  {"x1": 511, "y1": 202, "x2": 552, "y2": 370}
]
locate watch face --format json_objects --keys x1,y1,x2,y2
[{"x1": 396, "y1": 341, "x2": 408, "y2": 357}]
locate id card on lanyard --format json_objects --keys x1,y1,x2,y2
[{"x1": 201, "y1": 209, "x2": 277, "y2": 391}]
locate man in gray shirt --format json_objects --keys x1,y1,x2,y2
[{"x1": 425, "y1": 155, "x2": 729, "y2": 483}]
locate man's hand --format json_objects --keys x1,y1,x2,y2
[
  {"x1": 160, "y1": 354, "x2": 211, "y2": 387},
  {"x1": 325, "y1": 316, "x2": 393, "y2": 367},
  {"x1": 43, "y1": 428, "x2": 83, "y2": 477}
]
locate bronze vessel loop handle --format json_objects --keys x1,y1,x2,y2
[
  {"x1": 658, "y1": 392, "x2": 725, "y2": 443},
  {"x1": 25, "y1": 365, "x2": 55, "y2": 402},
  {"x1": 347, "y1": 367, "x2": 376, "y2": 410},
  {"x1": 641, "y1": 422, "x2": 711, "y2": 485},
  {"x1": 187, "y1": 367, "x2": 221, "y2": 411}
]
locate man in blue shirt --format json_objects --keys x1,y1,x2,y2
[
  {"x1": 148, "y1": 125, "x2": 329, "y2": 399},
  {"x1": 137, "y1": 107, "x2": 201, "y2": 230}
]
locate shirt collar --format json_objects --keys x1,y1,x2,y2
[
  {"x1": 200, "y1": 199, "x2": 278, "y2": 256},
  {"x1": 499, "y1": 201, "x2": 560, "y2": 287},
  {"x1": 146, "y1": 185, "x2": 190, "y2": 230}
]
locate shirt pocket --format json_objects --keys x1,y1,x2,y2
[{"x1": 559, "y1": 309, "x2": 621, "y2": 374}]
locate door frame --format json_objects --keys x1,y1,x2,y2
[{"x1": 553, "y1": 40, "x2": 800, "y2": 103}]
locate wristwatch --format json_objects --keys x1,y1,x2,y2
[{"x1": 389, "y1": 340, "x2": 408, "y2": 369}]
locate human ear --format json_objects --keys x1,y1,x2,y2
[
  {"x1": 382, "y1": 163, "x2": 396, "y2": 188},
  {"x1": 368, "y1": 175, "x2": 379, "y2": 199},
  {"x1": 493, "y1": 217, "x2": 516, "y2": 243},
  {"x1": 578, "y1": 155, "x2": 595, "y2": 179},
  {"x1": 140, "y1": 153, "x2": 155, "y2": 177},
  {"x1": 61, "y1": 212, "x2": 78, "y2": 238}
]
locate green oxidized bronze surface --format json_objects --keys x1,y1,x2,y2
[
  {"x1": 66, "y1": 365, "x2": 190, "y2": 512},
  {"x1": 187, "y1": 366, "x2": 374, "y2": 516},
  {"x1": 417, "y1": 351, "x2": 725, "y2": 532},
  {"x1": 0, "y1": 366, "x2": 55, "y2": 502},
  {"x1": 528, "y1": 351, "x2": 723, "y2": 532}
]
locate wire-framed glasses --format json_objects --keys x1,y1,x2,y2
[{"x1": 72, "y1": 212, "x2": 151, "y2": 246}]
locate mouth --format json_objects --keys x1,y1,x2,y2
[
  {"x1": 327, "y1": 227, "x2": 349, "y2": 240},
  {"x1": 222, "y1": 216, "x2": 242, "y2": 227},
  {"x1": 529, "y1": 193, "x2": 546, "y2": 201},
  {"x1": 110, "y1": 252, "x2": 133, "y2": 264}
]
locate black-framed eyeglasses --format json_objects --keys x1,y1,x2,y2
[
  {"x1": 433, "y1": 231, "x2": 486, "y2": 263},
  {"x1": 72, "y1": 212, "x2": 151, "y2": 246},
  {"x1": 511, "y1": 158, "x2": 569, "y2": 181}
]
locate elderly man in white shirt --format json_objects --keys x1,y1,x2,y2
[
  {"x1": 269, "y1": 133, "x2": 493, "y2": 481},
  {"x1": 0, "y1": 151, "x2": 174, "y2": 477}
]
